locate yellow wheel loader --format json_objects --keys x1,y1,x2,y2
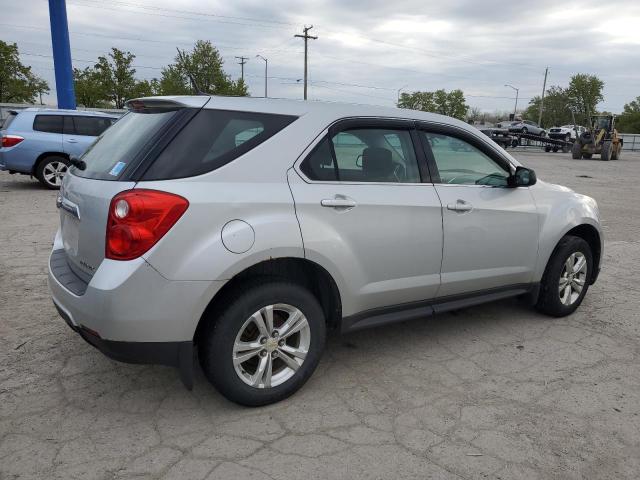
[{"x1": 571, "y1": 115, "x2": 623, "y2": 161}]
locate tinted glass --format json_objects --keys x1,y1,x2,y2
[
  {"x1": 33, "y1": 115, "x2": 63, "y2": 134},
  {"x1": 143, "y1": 109, "x2": 296, "y2": 180},
  {"x1": 1, "y1": 112, "x2": 17, "y2": 130},
  {"x1": 73, "y1": 116, "x2": 114, "y2": 136},
  {"x1": 302, "y1": 128, "x2": 420, "y2": 183},
  {"x1": 300, "y1": 138, "x2": 337, "y2": 181},
  {"x1": 423, "y1": 132, "x2": 509, "y2": 186},
  {"x1": 73, "y1": 110, "x2": 177, "y2": 180}
]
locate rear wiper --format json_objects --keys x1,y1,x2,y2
[{"x1": 69, "y1": 156, "x2": 86, "y2": 171}]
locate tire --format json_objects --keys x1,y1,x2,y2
[
  {"x1": 521, "y1": 127, "x2": 528, "y2": 134},
  {"x1": 540, "y1": 131, "x2": 546, "y2": 138},
  {"x1": 552, "y1": 147, "x2": 559, "y2": 152},
  {"x1": 536, "y1": 235, "x2": 592, "y2": 317},
  {"x1": 544, "y1": 146, "x2": 552, "y2": 152},
  {"x1": 571, "y1": 142, "x2": 583, "y2": 159},
  {"x1": 198, "y1": 281, "x2": 326, "y2": 406},
  {"x1": 611, "y1": 143, "x2": 621, "y2": 160},
  {"x1": 36, "y1": 155, "x2": 69, "y2": 189},
  {"x1": 565, "y1": 134, "x2": 571, "y2": 142},
  {"x1": 601, "y1": 141, "x2": 612, "y2": 161}
]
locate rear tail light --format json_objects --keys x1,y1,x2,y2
[
  {"x1": 1, "y1": 135, "x2": 24, "y2": 148},
  {"x1": 106, "y1": 189, "x2": 189, "y2": 261}
]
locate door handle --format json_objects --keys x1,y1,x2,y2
[
  {"x1": 321, "y1": 196, "x2": 357, "y2": 209},
  {"x1": 446, "y1": 200, "x2": 473, "y2": 212},
  {"x1": 66, "y1": 139, "x2": 78, "y2": 143}
]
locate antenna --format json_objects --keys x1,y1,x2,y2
[{"x1": 176, "y1": 47, "x2": 207, "y2": 95}]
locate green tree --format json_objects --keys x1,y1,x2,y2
[
  {"x1": 398, "y1": 89, "x2": 468, "y2": 120},
  {"x1": 524, "y1": 86, "x2": 573, "y2": 127},
  {"x1": 73, "y1": 66, "x2": 107, "y2": 107},
  {"x1": 164, "y1": 40, "x2": 248, "y2": 96},
  {"x1": 0, "y1": 40, "x2": 49, "y2": 103},
  {"x1": 616, "y1": 96, "x2": 640, "y2": 133},
  {"x1": 95, "y1": 48, "x2": 139, "y2": 108},
  {"x1": 567, "y1": 74, "x2": 604, "y2": 125}
]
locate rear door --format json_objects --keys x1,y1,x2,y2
[
  {"x1": 289, "y1": 119, "x2": 443, "y2": 317},
  {"x1": 63, "y1": 116, "x2": 113, "y2": 158},
  {"x1": 419, "y1": 124, "x2": 539, "y2": 297}
]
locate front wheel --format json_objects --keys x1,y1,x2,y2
[
  {"x1": 571, "y1": 142, "x2": 583, "y2": 159},
  {"x1": 198, "y1": 281, "x2": 326, "y2": 406},
  {"x1": 536, "y1": 236, "x2": 592, "y2": 317}
]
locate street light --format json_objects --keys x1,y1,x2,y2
[
  {"x1": 397, "y1": 84, "x2": 409, "y2": 105},
  {"x1": 256, "y1": 55, "x2": 268, "y2": 98},
  {"x1": 504, "y1": 84, "x2": 519, "y2": 118}
]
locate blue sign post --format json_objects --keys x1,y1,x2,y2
[{"x1": 48, "y1": 0, "x2": 76, "y2": 109}]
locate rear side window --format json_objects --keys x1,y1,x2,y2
[
  {"x1": 301, "y1": 128, "x2": 421, "y2": 183},
  {"x1": 33, "y1": 115, "x2": 63, "y2": 134},
  {"x1": 73, "y1": 110, "x2": 177, "y2": 180},
  {"x1": 71, "y1": 116, "x2": 114, "y2": 136},
  {"x1": 142, "y1": 109, "x2": 296, "y2": 180},
  {"x1": 1, "y1": 112, "x2": 17, "y2": 130}
]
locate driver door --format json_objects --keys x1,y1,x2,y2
[{"x1": 419, "y1": 126, "x2": 539, "y2": 297}]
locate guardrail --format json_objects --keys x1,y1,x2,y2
[{"x1": 620, "y1": 134, "x2": 640, "y2": 152}]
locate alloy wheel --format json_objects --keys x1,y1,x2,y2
[
  {"x1": 232, "y1": 304, "x2": 310, "y2": 388},
  {"x1": 42, "y1": 161, "x2": 68, "y2": 187},
  {"x1": 558, "y1": 252, "x2": 588, "y2": 305}
]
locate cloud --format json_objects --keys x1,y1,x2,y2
[{"x1": 3, "y1": 0, "x2": 639, "y2": 113}]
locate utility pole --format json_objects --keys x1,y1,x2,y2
[
  {"x1": 235, "y1": 56, "x2": 248, "y2": 81},
  {"x1": 256, "y1": 55, "x2": 268, "y2": 97},
  {"x1": 504, "y1": 84, "x2": 519, "y2": 118},
  {"x1": 48, "y1": 0, "x2": 76, "y2": 109},
  {"x1": 397, "y1": 84, "x2": 408, "y2": 105},
  {"x1": 294, "y1": 25, "x2": 317, "y2": 100},
  {"x1": 538, "y1": 67, "x2": 549, "y2": 127}
]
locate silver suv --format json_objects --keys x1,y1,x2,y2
[{"x1": 49, "y1": 96, "x2": 602, "y2": 406}]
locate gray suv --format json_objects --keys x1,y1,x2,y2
[{"x1": 49, "y1": 96, "x2": 602, "y2": 406}]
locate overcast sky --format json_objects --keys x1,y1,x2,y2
[{"x1": 3, "y1": 0, "x2": 639, "y2": 113}]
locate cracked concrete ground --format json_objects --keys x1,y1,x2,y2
[{"x1": 1, "y1": 150, "x2": 639, "y2": 479}]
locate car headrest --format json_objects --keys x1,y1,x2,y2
[{"x1": 362, "y1": 147, "x2": 393, "y2": 179}]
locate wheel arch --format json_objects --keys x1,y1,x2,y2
[
  {"x1": 194, "y1": 257, "x2": 343, "y2": 345},
  {"x1": 564, "y1": 224, "x2": 602, "y2": 284},
  {"x1": 32, "y1": 151, "x2": 69, "y2": 175}
]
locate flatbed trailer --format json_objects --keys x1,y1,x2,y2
[{"x1": 480, "y1": 129, "x2": 574, "y2": 153}]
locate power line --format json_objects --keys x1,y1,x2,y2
[{"x1": 294, "y1": 25, "x2": 317, "y2": 100}]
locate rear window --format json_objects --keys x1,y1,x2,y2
[
  {"x1": 142, "y1": 109, "x2": 296, "y2": 180},
  {"x1": 1, "y1": 112, "x2": 17, "y2": 130},
  {"x1": 72, "y1": 110, "x2": 177, "y2": 180},
  {"x1": 33, "y1": 115, "x2": 63, "y2": 134}
]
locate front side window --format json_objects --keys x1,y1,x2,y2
[
  {"x1": 423, "y1": 132, "x2": 510, "y2": 186},
  {"x1": 301, "y1": 127, "x2": 421, "y2": 183},
  {"x1": 33, "y1": 115, "x2": 63, "y2": 134}
]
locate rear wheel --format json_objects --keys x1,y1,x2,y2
[
  {"x1": 571, "y1": 142, "x2": 583, "y2": 159},
  {"x1": 552, "y1": 146, "x2": 559, "y2": 152},
  {"x1": 36, "y1": 155, "x2": 68, "y2": 189},
  {"x1": 544, "y1": 146, "x2": 552, "y2": 152},
  {"x1": 198, "y1": 281, "x2": 326, "y2": 406},
  {"x1": 601, "y1": 141, "x2": 612, "y2": 161},
  {"x1": 536, "y1": 236, "x2": 592, "y2": 317}
]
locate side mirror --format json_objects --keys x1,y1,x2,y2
[{"x1": 509, "y1": 166, "x2": 536, "y2": 187}]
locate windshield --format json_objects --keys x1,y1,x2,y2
[{"x1": 72, "y1": 110, "x2": 178, "y2": 180}]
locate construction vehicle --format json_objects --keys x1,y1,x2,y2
[{"x1": 572, "y1": 115, "x2": 623, "y2": 161}]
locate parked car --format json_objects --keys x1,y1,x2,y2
[
  {"x1": 49, "y1": 96, "x2": 602, "y2": 406},
  {"x1": 509, "y1": 120, "x2": 546, "y2": 137},
  {"x1": 0, "y1": 108, "x2": 118, "y2": 189},
  {"x1": 494, "y1": 120, "x2": 520, "y2": 131},
  {"x1": 548, "y1": 125, "x2": 586, "y2": 142}
]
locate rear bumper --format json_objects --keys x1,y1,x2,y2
[
  {"x1": 54, "y1": 301, "x2": 194, "y2": 387},
  {"x1": 48, "y1": 229, "x2": 225, "y2": 386}
]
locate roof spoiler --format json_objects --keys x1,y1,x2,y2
[{"x1": 125, "y1": 98, "x2": 186, "y2": 113}]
